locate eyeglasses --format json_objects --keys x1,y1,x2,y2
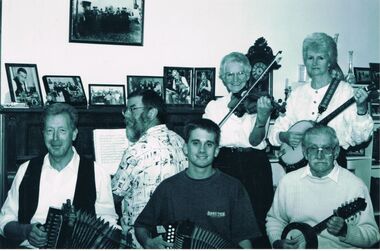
[
  {"x1": 224, "y1": 72, "x2": 248, "y2": 81},
  {"x1": 122, "y1": 106, "x2": 145, "y2": 116},
  {"x1": 306, "y1": 146, "x2": 337, "y2": 156}
]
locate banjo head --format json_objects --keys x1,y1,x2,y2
[{"x1": 279, "y1": 121, "x2": 315, "y2": 168}]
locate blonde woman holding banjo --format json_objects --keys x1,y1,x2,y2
[{"x1": 268, "y1": 32, "x2": 374, "y2": 171}]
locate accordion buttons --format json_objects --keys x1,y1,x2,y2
[{"x1": 166, "y1": 225, "x2": 175, "y2": 243}]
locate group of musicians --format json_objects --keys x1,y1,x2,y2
[{"x1": 0, "y1": 32, "x2": 379, "y2": 249}]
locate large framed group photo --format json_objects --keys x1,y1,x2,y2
[
  {"x1": 89, "y1": 84, "x2": 126, "y2": 106},
  {"x1": 69, "y1": 0, "x2": 145, "y2": 46},
  {"x1": 5, "y1": 63, "x2": 43, "y2": 107},
  {"x1": 127, "y1": 75, "x2": 164, "y2": 97}
]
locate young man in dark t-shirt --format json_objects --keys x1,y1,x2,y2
[{"x1": 134, "y1": 118, "x2": 261, "y2": 249}]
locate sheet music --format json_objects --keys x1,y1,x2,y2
[{"x1": 93, "y1": 128, "x2": 129, "y2": 175}]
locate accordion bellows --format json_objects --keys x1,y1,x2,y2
[{"x1": 44, "y1": 201, "x2": 122, "y2": 248}]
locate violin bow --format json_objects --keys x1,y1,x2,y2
[{"x1": 218, "y1": 51, "x2": 283, "y2": 127}]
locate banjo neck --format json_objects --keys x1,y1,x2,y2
[
  {"x1": 318, "y1": 97, "x2": 355, "y2": 125},
  {"x1": 312, "y1": 215, "x2": 334, "y2": 234}
]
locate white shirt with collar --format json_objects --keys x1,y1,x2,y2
[
  {"x1": 0, "y1": 147, "x2": 118, "y2": 248},
  {"x1": 300, "y1": 162, "x2": 340, "y2": 182}
]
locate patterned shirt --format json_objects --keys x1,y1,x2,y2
[{"x1": 111, "y1": 124, "x2": 187, "y2": 248}]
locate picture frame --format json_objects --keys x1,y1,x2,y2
[
  {"x1": 89, "y1": 84, "x2": 126, "y2": 106},
  {"x1": 193, "y1": 68, "x2": 216, "y2": 107},
  {"x1": 371, "y1": 102, "x2": 380, "y2": 121},
  {"x1": 69, "y1": 0, "x2": 144, "y2": 46},
  {"x1": 353, "y1": 67, "x2": 371, "y2": 85},
  {"x1": 369, "y1": 63, "x2": 380, "y2": 83},
  {"x1": 126, "y1": 75, "x2": 163, "y2": 97},
  {"x1": 163, "y1": 67, "x2": 193, "y2": 106},
  {"x1": 5, "y1": 63, "x2": 43, "y2": 107},
  {"x1": 42, "y1": 75, "x2": 87, "y2": 107},
  {"x1": 346, "y1": 147, "x2": 366, "y2": 157}
]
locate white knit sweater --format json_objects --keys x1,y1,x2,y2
[{"x1": 266, "y1": 165, "x2": 380, "y2": 248}]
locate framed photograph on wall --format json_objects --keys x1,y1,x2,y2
[
  {"x1": 163, "y1": 67, "x2": 193, "y2": 106},
  {"x1": 126, "y1": 75, "x2": 163, "y2": 97},
  {"x1": 89, "y1": 84, "x2": 126, "y2": 106},
  {"x1": 346, "y1": 147, "x2": 366, "y2": 157},
  {"x1": 353, "y1": 67, "x2": 371, "y2": 85},
  {"x1": 371, "y1": 102, "x2": 380, "y2": 121},
  {"x1": 42, "y1": 75, "x2": 87, "y2": 107},
  {"x1": 5, "y1": 63, "x2": 43, "y2": 107},
  {"x1": 69, "y1": 0, "x2": 144, "y2": 46},
  {"x1": 369, "y1": 63, "x2": 380, "y2": 83},
  {"x1": 194, "y1": 68, "x2": 216, "y2": 107}
]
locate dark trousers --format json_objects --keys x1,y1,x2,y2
[{"x1": 214, "y1": 147, "x2": 274, "y2": 237}]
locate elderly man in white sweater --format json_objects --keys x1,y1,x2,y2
[{"x1": 266, "y1": 124, "x2": 380, "y2": 249}]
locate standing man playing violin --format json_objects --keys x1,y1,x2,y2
[
  {"x1": 268, "y1": 32, "x2": 373, "y2": 169},
  {"x1": 203, "y1": 52, "x2": 274, "y2": 248}
]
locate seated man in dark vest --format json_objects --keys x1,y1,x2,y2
[{"x1": 0, "y1": 103, "x2": 118, "y2": 248}]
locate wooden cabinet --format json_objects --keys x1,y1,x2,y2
[{"x1": 0, "y1": 106, "x2": 204, "y2": 205}]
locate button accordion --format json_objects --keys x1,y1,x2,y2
[
  {"x1": 158, "y1": 221, "x2": 238, "y2": 249},
  {"x1": 43, "y1": 200, "x2": 123, "y2": 249}
]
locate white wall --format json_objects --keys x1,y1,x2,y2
[{"x1": 1, "y1": 0, "x2": 380, "y2": 103}]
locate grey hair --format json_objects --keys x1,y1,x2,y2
[
  {"x1": 302, "y1": 124, "x2": 339, "y2": 148},
  {"x1": 219, "y1": 52, "x2": 251, "y2": 79},
  {"x1": 42, "y1": 103, "x2": 78, "y2": 130}
]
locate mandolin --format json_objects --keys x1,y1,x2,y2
[
  {"x1": 279, "y1": 83, "x2": 379, "y2": 172},
  {"x1": 281, "y1": 197, "x2": 367, "y2": 249}
]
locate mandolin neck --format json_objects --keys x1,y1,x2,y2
[{"x1": 313, "y1": 215, "x2": 334, "y2": 234}]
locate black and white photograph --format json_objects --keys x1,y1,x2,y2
[
  {"x1": 5, "y1": 63, "x2": 43, "y2": 107},
  {"x1": 126, "y1": 75, "x2": 163, "y2": 97},
  {"x1": 42, "y1": 75, "x2": 87, "y2": 107},
  {"x1": 69, "y1": 0, "x2": 144, "y2": 45},
  {"x1": 354, "y1": 67, "x2": 371, "y2": 85},
  {"x1": 163, "y1": 67, "x2": 193, "y2": 105},
  {"x1": 371, "y1": 102, "x2": 380, "y2": 121},
  {"x1": 89, "y1": 84, "x2": 126, "y2": 106},
  {"x1": 194, "y1": 68, "x2": 216, "y2": 107},
  {"x1": 370, "y1": 63, "x2": 380, "y2": 83}
]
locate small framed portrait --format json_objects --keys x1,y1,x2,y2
[
  {"x1": 163, "y1": 67, "x2": 193, "y2": 106},
  {"x1": 69, "y1": 0, "x2": 144, "y2": 46},
  {"x1": 5, "y1": 63, "x2": 43, "y2": 107},
  {"x1": 354, "y1": 67, "x2": 371, "y2": 85},
  {"x1": 346, "y1": 145, "x2": 366, "y2": 157},
  {"x1": 89, "y1": 84, "x2": 126, "y2": 106},
  {"x1": 369, "y1": 63, "x2": 380, "y2": 83},
  {"x1": 194, "y1": 68, "x2": 216, "y2": 107},
  {"x1": 371, "y1": 102, "x2": 380, "y2": 121},
  {"x1": 42, "y1": 75, "x2": 87, "y2": 107},
  {"x1": 126, "y1": 75, "x2": 163, "y2": 97}
]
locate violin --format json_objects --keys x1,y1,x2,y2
[{"x1": 228, "y1": 90, "x2": 286, "y2": 117}]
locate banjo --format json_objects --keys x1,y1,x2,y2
[
  {"x1": 281, "y1": 197, "x2": 367, "y2": 249},
  {"x1": 279, "y1": 83, "x2": 378, "y2": 172}
]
